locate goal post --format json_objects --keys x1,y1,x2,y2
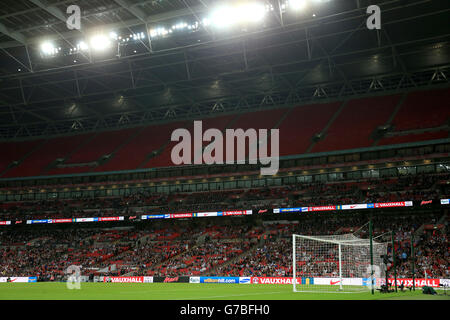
[{"x1": 292, "y1": 233, "x2": 387, "y2": 293}]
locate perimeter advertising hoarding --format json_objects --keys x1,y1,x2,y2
[
  {"x1": 222, "y1": 210, "x2": 252, "y2": 216},
  {"x1": 313, "y1": 277, "x2": 363, "y2": 286},
  {"x1": 98, "y1": 216, "x2": 124, "y2": 222},
  {"x1": 309, "y1": 206, "x2": 336, "y2": 212},
  {"x1": 3, "y1": 199, "x2": 431, "y2": 228},
  {"x1": 3, "y1": 276, "x2": 447, "y2": 286},
  {"x1": 189, "y1": 277, "x2": 200, "y2": 283},
  {"x1": 440, "y1": 279, "x2": 450, "y2": 287},
  {"x1": 250, "y1": 277, "x2": 313, "y2": 285},
  {"x1": 373, "y1": 201, "x2": 413, "y2": 208},
  {"x1": 141, "y1": 214, "x2": 169, "y2": 219},
  {"x1": 104, "y1": 276, "x2": 144, "y2": 283},
  {"x1": 153, "y1": 276, "x2": 190, "y2": 283},
  {"x1": 50, "y1": 218, "x2": 74, "y2": 223},
  {"x1": 384, "y1": 278, "x2": 441, "y2": 288},
  {"x1": 273, "y1": 207, "x2": 308, "y2": 213},
  {"x1": 200, "y1": 277, "x2": 239, "y2": 284},
  {"x1": 194, "y1": 212, "x2": 218, "y2": 218},
  {"x1": 103, "y1": 276, "x2": 152, "y2": 283},
  {"x1": 274, "y1": 201, "x2": 414, "y2": 214},
  {"x1": 255, "y1": 209, "x2": 272, "y2": 214},
  {"x1": 142, "y1": 210, "x2": 252, "y2": 220},
  {"x1": 6, "y1": 197, "x2": 448, "y2": 228},
  {"x1": 247, "y1": 277, "x2": 446, "y2": 287},
  {"x1": 75, "y1": 217, "x2": 98, "y2": 223},
  {"x1": 25, "y1": 217, "x2": 123, "y2": 224},
  {"x1": 170, "y1": 213, "x2": 193, "y2": 219},
  {"x1": 26, "y1": 219, "x2": 51, "y2": 224},
  {"x1": 341, "y1": 204, "x2": 369, "y2": 210},
  {"x1": 0, "y1": 277, "x2": 37, "y2": 282},
  {"x1": 239, "y1": 277, "x2": 251, "y2": 284}
]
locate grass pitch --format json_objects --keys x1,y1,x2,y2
[{"x1": 0, "y1": 283, "x2": 449, "y2": 300}]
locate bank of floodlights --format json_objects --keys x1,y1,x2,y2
[
  {"x1": 39, "y1": 31, "x2": 147, "y2": 58},
  {"x1": 149, "y1": 2, "x2": 274, "y2": 39},
  {"x1": 40, "y1": 41, "x2": 61, "y2": 57},
  {"x1": 39, "y1": 1, "x2": 331, "y2": 58},
  {"x1": 208, "y1": 2, "x2": 269, "y2": 28}
]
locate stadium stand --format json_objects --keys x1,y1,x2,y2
[
  {"x1": 0, "y1": 88, "x2": 448, "y2": 178},
  {"x1": 278, "y1": 102, "x2": 342, "y2": 156},
  {"x1": 66, "y1": 129, "x2": 138, "y2": 162},
  {"x1": 1, "y1": 212, "x2": 447, "y2": 280},
  {"x1": 311, "y1": 95, "x2": 401, "y2": 152},
  {"x1": 3, "y1": 134, "x2": 94, "y2": 178},
  {"x1": 0, "y1": 140, "x2": 46, "y2": 177},
  {"x1": 0, "y1": 173, "x2": 448, "y2": 221},
  {"x1": 98, "y1": 121, "x2": 189, "y2": 172},
  {"x1": 1, "y1": 1, "x2": 449, "y2": 305},
  {"x1": 225, "y1": 108, "x2": 288, "y2": 162},
  {"x1": 389, "y1": 88, "x2": 450, "y2": 131}
]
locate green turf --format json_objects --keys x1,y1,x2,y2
[{"x1": 0, "y1": 283, "x2": 449, "y2": 300}]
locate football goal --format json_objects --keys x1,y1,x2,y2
[{"x1": 292, "y1": 229, "x2": 388, "y2": 293}]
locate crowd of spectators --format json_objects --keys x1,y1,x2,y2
[
  {"x1": 0, "y1": 173, "x2": 449, "y2": 221},
  {"x1": 0, "y1": 211, "x2": 446, "y2": 281},
  {"x1": 213, "y1": 213, "x2": 448, "y2": 279}
]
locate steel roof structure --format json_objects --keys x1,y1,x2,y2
[{"x1": 0, "y1": 0, "x2": 449, "y2": 140}]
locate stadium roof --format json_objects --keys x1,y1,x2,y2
[{"x1": 0, "y1": 0, "x2": 449, "y2": 139}]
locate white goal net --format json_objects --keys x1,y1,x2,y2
[{"x1": 293, "y1": 233, "x2": 388, "y2": 293}]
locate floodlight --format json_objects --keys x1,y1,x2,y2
[
  {"x1": 109, "y1": 31, "x2": 118, "y2": 40},
  {"x1": 210, "y1": 6, "x2": 236, "y2": 28},
  {"x1": 150, "y1": 27, "x2": 169, "y2": 38},
  {"x1": 40, "y1": 42, "x2": 57, "y2": 55},
  {"x1": 209, "y1": 2, "x2": 267, "y2": 28},
  {"x1": 289, "y1": 0, "x2": 308, "y2": 11},
  {"x1": 172, "y1": 22, "x2": 188, "y2": 30},
  {"x1": 77, "y1": 41, "x2": 89, "y2": 51},
  {"x1": 89, "y1": 34, "x2": 111, "y2": 51},
  {"x1": 202, "y1": 18, "x2": 211, "y2": 27},
  {"x1": 235, "y1": 3, "x2": 266, "y2": 23}
]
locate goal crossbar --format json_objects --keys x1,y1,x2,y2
[{"x1": 294, "y1": 234, "x2": 372, "y2": 246}]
